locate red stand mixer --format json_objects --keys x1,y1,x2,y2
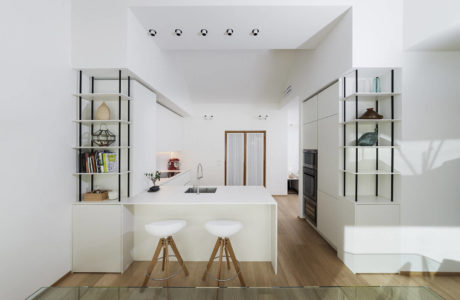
[{"x1": 167, "y1": 158, "x2": 180, "y2": 177}]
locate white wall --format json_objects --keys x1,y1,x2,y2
[
  {"x1": 0, "y1": 0, "x2": 74, "y2": 299},
  {"x1": 399, "y1": 51, "x2": 460, "y2": 272},
  {"x1": 182, "y1": 103, "x2": 288, "y2": 195},
  {"x1": 286, "y1": 99, "x2": 300, "y2": 176},
  {"x1": 71, "y1": 0, "x2": 192, "y2": 115},
  {"x1": 71, "y1": 0, "x2": 128, "y2": 68},
  {"x1": 156, "y1": 104, "x2": 184, "y2": 153},
  {"x1": 404, "y1": 0, "x2": 460, "y2": 50},
  {"x1": 283, "y1": 10, "x2": 352, "y2": 106}
]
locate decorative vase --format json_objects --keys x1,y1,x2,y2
[
  {"x1": 148, "y1": 185, "x2": 160, "y2": 192},
  {"x1": 357, "y1": 127, "x2": 378, "y2": 146},
  {"x1": 359, "y1": 108, "x2": 383, "y2": 119},
  {"x1": 96, "y1": 102, "x2": 110, "y2": 120},
  {"x1": 372, "y1": 77, "x2": 381, "y2": 93}
]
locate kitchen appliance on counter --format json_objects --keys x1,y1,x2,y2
[
  {"x1": 167, "y1": 158, "x2": 180, "y2": 177},
  {"x1": 303, "y1": 149, "x2": 317, "y2": 226}
]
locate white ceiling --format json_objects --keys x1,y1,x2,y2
[
  {"x1": 130, "y1": 5, "x2": 349, "y2": 49},
  {"x1": 170, "y1": 50, "x2": 299, "y2": 103}
]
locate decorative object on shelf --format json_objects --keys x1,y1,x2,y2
[
  {"x1": 359, "y1": 108, "x2": 383, "y2": 119},
  {"x1": 92, "y1": 125, "x2": 116, "y2": 146},
  {"x1": 372, "y1": 77, "x2": 381, "y2": 93},
  {"x1": 357, "y1": 127, "x2": 378, "y2": 146},
  {"x1": 96, "y1": 101, "x2": 111, "y2": 120},
  {"x1": 83, "y1": 190, "x2": 108, "y2": 201},
  {"x1": 108, "y1": 190, "x2": 118, "y2": 200},
  {"x1": 145, "y1": 171, "x2": 161, "y2": 192}
]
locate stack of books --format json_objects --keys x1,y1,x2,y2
[{"x1": 79, "y1": 151, "x2": 118, "y2": 173}]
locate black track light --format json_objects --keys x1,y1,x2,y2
[
  {"x1": 175, "y1": 29, "x2": 182, "y2": 36},
  {"x1": 148, "y1": 29, "x2": 157, "y2": 37},
  {"x1": 201, "y1": 29, "x2": 208, "y2": 36},
  {"x1": 252, "y1": 28, "x2": 260, "y2": 36},
  {"x1": 226, "y1": 28, "x2": 234, "y2": 36}
]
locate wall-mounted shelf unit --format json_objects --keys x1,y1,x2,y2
[
  {"x1": 340, "y1": 68, "x2": 401, "y2": 203},
  {"x1": 74, "y1": 70, "x2": 131, "y2": 202}
]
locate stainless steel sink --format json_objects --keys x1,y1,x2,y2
[{"x1": 185, "y1": 187, "x2": 217, "y2": 194}]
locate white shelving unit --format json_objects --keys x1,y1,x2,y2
[
  {"x1": 339, "y1": 68, "x2": 401, "y2": 203},
  {"x1": 74, "y1": 70, "x2": 132, "y2": 201}
]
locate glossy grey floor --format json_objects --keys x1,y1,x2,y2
[{"x1": 28, "y1": 286, "x2": 444, "y2": 300}]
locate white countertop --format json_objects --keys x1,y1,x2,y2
[{"x1": 74, "y1": 185, "x2": 277, "y2": 206}]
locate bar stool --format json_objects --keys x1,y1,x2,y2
[
  {"x1": 202, "y1": 220, "x2": 246, "y2": 287},
  {"x1": 142, "y1": 220, "x2": 189, "y2": 287}
]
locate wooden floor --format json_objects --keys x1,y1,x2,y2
[{"x1": 58, "y1": 195, "x2": 460, "y2": 300}]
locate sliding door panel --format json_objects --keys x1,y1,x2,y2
[
  {"x1": 246, "y1": 133, "x2": 265, "y2": 186},
  {"x1": 226, "y1": 133, "x2": 245, "y2": 185}
]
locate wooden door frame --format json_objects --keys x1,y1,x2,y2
[{"x1": 224, "y1": 131, "x2": 266, "y2": 187}]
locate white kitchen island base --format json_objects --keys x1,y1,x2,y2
[{"x1": 72, "y1": 186, "x2": 277, "y2": 274}]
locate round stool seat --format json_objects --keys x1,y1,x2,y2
[
  {"x1": 205, "y1": 220, "x2": 243, "y2": 237},
  {"x1": 145, "y1": 220, "x2": 186, "y2": 237}
]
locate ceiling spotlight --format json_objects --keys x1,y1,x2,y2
[
  {"x1": 175, "y1": 29, "x2": 182, "y2": 36},
  {"x1": 148, "y1": 29, "x2": 157, "y2": 37},
  {"x1": 200, "y1": 29, "x2": 208, "y2": 36},
  {"x1": 252, "y1": 29, "x2": 260, "y2": 36},
  {"x1": 226, "y1": 29, "x2": 234, "y2": 36}
]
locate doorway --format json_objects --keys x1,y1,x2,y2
[{"x1": 225, "y1": 131, "x2": 266, "y2": 187}]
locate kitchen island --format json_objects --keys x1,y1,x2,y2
[{"x1": 72, "y1": 186, "x2": 277, "y2": 274}]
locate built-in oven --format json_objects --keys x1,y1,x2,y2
[
  {"x1": 303, "y1": 149, "x2": 317, "y2": 169},
  {"x1": 303, "y1": 150, "x2": 318, "y2": 226}
]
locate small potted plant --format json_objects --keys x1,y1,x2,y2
[{"x1": 145, "y1": 171, "x2": 161, "y2": 192}]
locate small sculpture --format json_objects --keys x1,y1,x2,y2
[
  {"x1": 360, "y1": 108, "x2": 383, "y2": 119},
  {"x1": 96, "y1": 102, "x2": 111, "y2": 120},
  {"x1": 357, "y1": 127, "x2": 378, "y2": 146},
  {"x1": 145, "y1": 171, "x2": 161, "y2": 192},
  {"x1": 92, "y1": 126, "x2": 116, "y2": 146}
]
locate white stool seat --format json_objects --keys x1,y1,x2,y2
[
  {"x1": 205, "y1": 220, "x2": 243, "y2": 237},
  {"x1": 145, "y1": 220, "x2": 186, "y2": 237}
]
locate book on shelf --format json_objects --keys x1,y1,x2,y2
[{"x1": 79, "y1": 151, "x2": 119, "y2": 173}]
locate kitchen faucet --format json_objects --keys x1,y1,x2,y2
[{"x1": 196, "y1": 163, "x2": 203, "y2": 194}]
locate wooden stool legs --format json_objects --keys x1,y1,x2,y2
[
  {"x1": 202, "y1": 237, "x2": 246, "y2": 287},
  {"x1": 142, "y1": 236, "x2": 189, "y2": 287}
]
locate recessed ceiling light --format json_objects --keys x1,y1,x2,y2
[
  {"x1": 226, "y1": 29, "x2": 234, "y2": 36},
  {"x1": 200, "y1": 29, "x2": 208, "y2": 36},
  {"x1": 175, "y1": 29, "x2": 182, "y2": 36},
  {"x1": 148, "y1": 29, "x2": 157, "y2": 37},
  {"x1": 252, "y1": 29, "x2": 260, "y2": 36}
]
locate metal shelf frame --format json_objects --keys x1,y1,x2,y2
[
  {"x1": 342, "y1": 69, "x2": 396, "y2": 202},
  {"x1": 77, "y1": 70, "x2": 131, "y2": 202}
]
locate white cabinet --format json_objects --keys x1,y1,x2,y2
[
  {"x1": 72, "y1": 204, "x2": 133, "y2": 273},
  {"x1": 156, "y1": 104, "x2": 184, "y2": 152},
  {"x1": 317, "y1": 191, "x2": 338, "y2": 248},
  {"x1": 302, "y1": 96, "x2": 317, "y2": 124},
  {"x1": 317, "y1": 115, "x2": 339, "y2": 196},
  {"x1": 302, "y1": 122, "x2": 317, "y2": 149},
  {"x1": 318, "y1": 82, "x2": 339, "y2": 119}
]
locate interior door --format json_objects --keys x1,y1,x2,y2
[
  {"x1": 225, "y1": 133, "x2": 244, "y2": 185},
  {"x1": 246, "y1": 133, "x2": 265, "y2": 186},
  {"x1": 225, "y1": 131, "x2": 266, "y2": 186}
]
